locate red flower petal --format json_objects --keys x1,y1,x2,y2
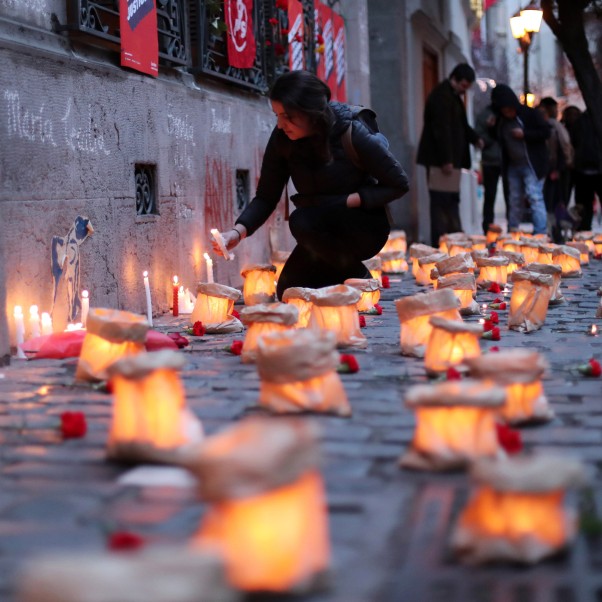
[
  {"x1": 358, "y1": 315, "x2": 366, "y2": 328},
  {"x1": 108, "y1": 531, "x2": 145, "y2": 552},
  {"x1": 381, "y1": 275, "x2": 390, "y2": 289},
  {"x1": 230, "y1": 340, "x2": 243, "y2": 355},
  {"x1": 60, "y1": 411, "x2": 87, "y2": 439},
  {"x1": 489, "y1": 346, "x2": 500, "y2": 352},
  {"x1": 167, "y1": 332, "x2": 189, "y2": 348},
  {"x1": 192, "y1": 321, "x2": 205, "y2": 336},
  {"x1": 374, "y1": 303, "x2": 383, "y2": 315},
  {"x1": 491, "y1": 326, "x2": 501, "y2": 340},
  {"x1": 446, "y1": 367, "x2": 462, "y2": 380},
  {"x1": 589, "y1": 358, "x2": 602, "y2": 377},
  {"x1": 495, "y1": 423, "x2": 522, "y2": 454},
  {"x1": 231, "y1": 309, "x2": 240, "y2": 319},
  {"x1": 483, "y1": 319, "x2": 494, "y2": 332},
  {"x1": 488, "y1": 282, "x2": 501, "y2": 293},
  {"x1": 339, "y1": 354, "x2": 360, "y2": 373},
  {"x1": 489, "y1": 311, "x2": 499, "y2": 324}
]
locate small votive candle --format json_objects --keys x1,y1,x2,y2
[
  {"x1": 81, "y1": 290, "x2": 89, "y2": 327},
  {"x1": 204, "y1": 253, "x2": 214, "y2": 283},
  {"x1": 41, "y1": 312, "x2": 53, "y2": 336},
  {"x1": 29, "y1": 305, "x2": 41, "y2": 338}
]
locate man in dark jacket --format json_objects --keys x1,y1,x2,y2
[
  {"x1": 417, "y1": 63, "x2": 483, "y2": 246},
  {"x1": 490, "y1": 84, "x2": 550, "y2": 235}
]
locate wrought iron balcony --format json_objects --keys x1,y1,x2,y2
[{"x1": 63, "y1": 0, "x2": 189, "y2": 66}]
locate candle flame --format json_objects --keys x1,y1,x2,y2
[
  {"x1": 82, "y1": 290, "x2": 89, "y2": 299},
  {"x1": 14, "y1": 305, "x2": 23, "y2": 317},
  {"x1": 592, "y1": 324, "x2": 598, "y2": 335},
  {"x1": 479, "y1": 319, "x2": 485, "y2": 325},
  {"x1": 143, "y1": 271, "x2": 148, "y2": 278},
  {"x1": 173, "y1": 275, "x2": 179, "y2": 285},
  {"x1": 29, "y1": 305, "x2": 39, "y2": 316},
  {"x1": 203, "y1": 252, "x2": 212, "y2": 261}
]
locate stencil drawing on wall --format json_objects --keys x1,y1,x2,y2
[{"x1": 51, "y1": 216, "x2": 94, "y2": 323}]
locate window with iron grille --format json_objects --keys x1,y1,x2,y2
[
  {"x1": 235, "y1": 169, "x2": 250, "y2": 213},
  {"x1": 135, "y1": 164, "x2": 158, "y2": 215},
  {"x1": 61, "y1": 0, "x2": 189, "y2": 67}
]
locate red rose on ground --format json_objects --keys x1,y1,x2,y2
[
  {"x1": 60, "y1": 412, "x2": 87, "y2": 439},
  {"x1": 488, "y1": 282, "x2": 501, "y2": 293},
  {"x1": 381, "y1": 275, "x2": 390, "y2": 289},
  {"x1": 446, "y1": 367, "x2": 462, "y2": 380},
  {"x1": 338, "y1": 354, "x2": 360, "y2": 373},
  {"x1": 191, "y1": 321, "x2": 205, "y2": 336},
  {"x1": 231, "y1": 309, "x2": 240, "y2": 319},
  {"x1": 108, "y1": 531, "x2": 145, "y2": 552},
  {"x1": 358, "y1": 315, "x2": 366, "y2": 328},
  {"x1": 496, "y1": 423, "x2": 523, "y2": 454},
  {"x1": 489, "y1": 311, "x2": 499, "y2": 324},
  {"x1": 166, "y1": 332, "x2": 189, "y2": 348},
  {"x1": 578, "y1": 358, "x2": 602, "y2": 377},
  {"x1": 482, "y1": 326, "x2": 501, "y2": 341},
  {"x1": 483, "y1": 319, "x2": 494, "y2": 332},
  {"x1": 489, "y1": 346, "x2": 500, "y2": 352},
  {"x1": 229, "y1": 340, "x2": 243, "y2": 355},
  {"x1": 373, "y1": 303, "x2": 383, "y2": 315}
]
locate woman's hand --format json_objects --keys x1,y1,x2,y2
[
  {"x1": 346, "y1": 192, "x2": 361, "y2": 208},
  {"x1": 211, "y1": 227, "x2": 246, "y2": 257}
]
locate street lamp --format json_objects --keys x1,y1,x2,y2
[{"x1": 510, "y1": 2, "x2": 543, "y2": 104}]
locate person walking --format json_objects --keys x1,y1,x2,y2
[
  {"x1": 538, "y1": 96, "x2": 574, "y2": 242},
  {"x1": 475, "y1": 103, "x2": 509, "y2": 234},
  {"x1": 572, "y1": 110, "x2": 602, "y2": 231},
  {"x1": 211, "y1": 70, "x2": 410, "y2": 299},
  {"x1": 490, "y1": 84, "x2": 550, "y2": 236},
  {"x1": 416, "y1": 63, "x2": 483, "y2": 246}
]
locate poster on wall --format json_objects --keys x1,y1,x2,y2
[
  {"x1": 288, "y1": 0, "x2": 304, "y2": 71},
  {"x1": 332, "y1": 11, "x2": 346, "y2": 102},
  {"x1": 120, "y1": 0, "x2": 159, "y2": 77},
  {"x1": 225, "y1": 0, "x2": 257, "y2": 69}
]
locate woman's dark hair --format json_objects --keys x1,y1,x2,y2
[{"x1": 269, "y1": 70, "x2": 334, "y2": 163}]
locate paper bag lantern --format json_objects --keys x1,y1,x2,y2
[
  {"x1": 106, "y1": 350, "x2": 204, "y2": 463},
  {"x1": 451, "y1": 455, "x2": 586, "y2": 564},
  {"x1": 566, "y1": 241, "x2": 589, "y2": 265},
  {"x1": 508, "y1": 270, "x2": 553, "y2": 333},
  {"x1": 533, "y1": 233, "x2": 550, "y2": 242},
  {"x1": 381, "y1": 229, "x2": 407, "y2": 254},
  {"x1": 509, "y1": 230, "x2": 522, "y2": 241},
  {"x1": 448, "y1": 240, "x2": 473, "y2": 257},
  {"x1": 501, "y1": 239, "x2": 521, "y2": 253},
  {"x1": 522, "y1": 262, "x2": 564, "y2": 304},
  {"x1": 256, "y1": 329, "x2": 350, "y2": 416},
  {"x1": 465, "y1": 349, "x2": 553, "y2": 424},
  {"x1": 424, "y1": 316, "x2": 483, "y2": 375},
  {"x1": 486, "y1": 224, "x2": 503, "y2": 245},
  {"x1": 496, "y1": 250, "x2": 525, "y2": 275},
  {"x1": 469, "y1": 234, "x2": 487, "y2": 251},
  {"x1": 415, "y1": 253, "x2": 447, "y2": 286},
  {"x1": 241, "y1": 264, "x2": 277, "y2": 305},
  {"x1": 574, "y1": 231, "x2": 595, "y2": 254},
  {"x1": 437, "y1": 273, "x2": 480, "y2": 315},
  {"x1": 379, "y1": 250, "x2": 408, "y2": 274},
  {"x1": 75, "y1": 308, "x2": 148, "y2": 382},
  {"x1": 191, "y1": 283, "x2": 243, "y2": 333},
  {"x1": 439, "y1": 232, "x2": 470, "y2": 255},
  {"x1": 344, "y1": 278, "x2": 381, "y2": 312},
  {"x1": 399, "y1": 380, "x2": 506, "y2": 471},
  {"x1": 519, "y1": 239, "x2": 540, "y2": 264},
  {"x1": 309, "y1": 285, "x2": 367, "y2": 348},
  {"x1": 240, "y1": 303, "x2": 298, "y2": 363},
  {"x1": 271, "y1": 250, "x2": 291, "y2": 281},
  {"x1": 409, "y1": 243, "x2": 439, "y2": 278},
  {"x1": 594, "y1": 235, "x2": 602, "y2": 256},
  {"x1": 395, "y1": 288, "x2": 461, "y2": 357},
  {"x1": 189, "y1": 417, "x2": 329, "y2": 593},
  {"x1": 431, "y1": 253, "x2": 475, "y2": 282},
  {"x1": 363, "y1": 256, "x2": 383, "y2": 284},
  {"x1": 17, "y1": 549, "x2": 238, "y2": 602},
  {"x1": 475, "y1": 256, "x2": 510, "y2": 288},
  {"x1": 554, "y1": 245, "x2": 582, "y2": 277},
  {"x1": 535, "y1": 244, "x2": 557, "y2": 265},
  {"x1": 282, "y1": 287, "x2": 314, "y2": 328}
]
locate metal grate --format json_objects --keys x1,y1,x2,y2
[{"x1": 135, "y1": 165, "x2": 158, "y2": 215}]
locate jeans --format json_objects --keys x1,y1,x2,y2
[
  {"x1": 277, "y1": 204, "x2": 389, "y2": 300},
  {"x1": 506, "y1": 164, "x2": 547, "y2": 234},
  {"x1": 429, "y1": 190, "x2": 462, "y2": 248},
  {"x1": 481, "y1": 164, "x2": 509, "y2": 234}
]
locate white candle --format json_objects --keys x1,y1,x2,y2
[
  {"x1": 81, "y1": 290, "x2": 89, "y2": 328},
  {"x1": 41, "y1": 312, "x2": 53, "y2": 336},
  {"x1": 203, "y1": 252, "x2": 214, "y2": 283},
  {"x1": 210, "y1": 229, "x2": 234, "y2": 261},
  {"x1": 143, "y1": 271, "x2": 153, "y2": 326},
  {"x1": 13, "y1": 306, "x2": 26, "y2": 358},
  {"x1": 29, "y1": 305, "x2": 41, "y2": 338},
  {"x1": 65, "y1": 323, "x2": 84, "y2": 331}
]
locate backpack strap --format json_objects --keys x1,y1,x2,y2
[{"x1": 342, "y1": 123, "x2": 361, "y2": 169}]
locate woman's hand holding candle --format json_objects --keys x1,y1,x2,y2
[{"x1": 211, "y1": 226, "x2": 246, "y2": 258}]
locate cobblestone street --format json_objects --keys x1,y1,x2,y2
[{"x1": 1, "y1": 257, "x2": 602, "y2": 602}]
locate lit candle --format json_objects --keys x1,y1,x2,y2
[
  {"x1": 482, "y1": 303, "x2": 488, "y2": 313},
  {"x1": 143, "y1": 271, "x2": 153, "y2": 327},
  {"x1": 65, "y1": 322, "x2": 84, "y2": 331},
  {"x1": 41, "y1": 312, "x2": 53, "y2": 336},
  {"x1": 210, "y1": 229, "x2": 234, "y2": 261},
  {"x1": 590, "y1": 324, "x2": 598, "y2": 336},
  {"x1": 478, "y1": 318, "x2": 485, "y2": 325},
  {"x1": 81, "y1": 290, "x2": 89, "y2": 327},
  {"x1": 13, "y1": 306, "x2": 26, "y2": 358},
  {"x1": 203, "y1": 252, "x2": 214, "y2": 283},
  {"x1": 29, "y1": 305, "x2": 41, "y2": 338},
  {"x1": 172, "y1": 276, "x2": 179, "y2": 317}
]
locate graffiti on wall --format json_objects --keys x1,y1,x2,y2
[
  {"x1": 167, "y1": 112, "x2": 196, "y2": 171},
  {"x1": 4, "y1": 90, "x2": 112, "y2": 155},
  {"x1": 51, "y1": 216, "x2": 94, "y2": 322},
  {"x1": 204, "y1": 157, "x2": 233, "y2": 232}
]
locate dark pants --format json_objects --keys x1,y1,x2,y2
[
  {"x1": 481, "y1": 164, "x2": 509, "y2": 234},
  {"x1": 277, "y1": 205, "x2": 389, "y2": 300},
  {"x1": 430, "y1": 190, "x2": 462, "y2": 248},
  {"x1": 574, "y1": 171, "x2": 602, "y2": 231}
]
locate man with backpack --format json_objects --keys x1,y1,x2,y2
[{"x1": 417, "y1": 63, "x2": 484, "y2": 246}]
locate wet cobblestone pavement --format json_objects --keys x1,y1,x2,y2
[{"x1": 1, "y1": 259, "x2": 602, "y2": 602}]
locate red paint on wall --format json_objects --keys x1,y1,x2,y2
[{"x1": 204, "y1": 156, "x2": 233, "y2": 232}]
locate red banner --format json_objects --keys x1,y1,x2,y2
[
  {"x1": 288, "y1": 0, "x2": 304, "y2": 71},
  {"x1": 226, "y1": 0, "x2": 256, "y2": 69},
  {"x1": 332, "y1": 11, "x2": 346, "y2": 102},
  {"x1": 315, "y1": 3, "x2": 336, "y2": 98},
  {"x1": 120, "y1": 0, "x2": 158, "y2": 77}
]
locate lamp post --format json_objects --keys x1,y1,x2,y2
[{"x1": 510, "y1": 2, "x2": 543, "y2": 105}]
